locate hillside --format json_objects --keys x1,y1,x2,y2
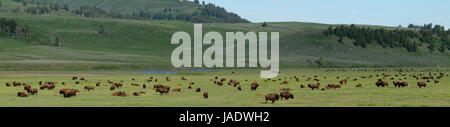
[
  {"x1": 0, "y1": 0, "x2": 449, "y2": 71},
  {"x1": 9, "y1": 0, "x2": 249, "y2": 23}
]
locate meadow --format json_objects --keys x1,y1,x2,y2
[{"x1": 1, "y1": 68, "x2": 449, "y2": 107}]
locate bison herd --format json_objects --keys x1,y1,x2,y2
[{"x1": 2, "y1": 70, "x2": 448, "y2": 104}]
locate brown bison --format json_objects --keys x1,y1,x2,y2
[
  {"x1": 26, "y1": 88, "x2": 38, "y2": 95},
  {"x1": 156, "y1": 88, "x2": 170, "y2": 95},
  {"x1": 265, "y1": 93, "x2": 280, "y2": 104},
  {"x1": 72, "y1": 76, "x2": 78, "y2": 80},
  {"x1": 113, "y1": 83, "x2": 123, "y2": 88},
  {"x1": 17, "y1": 92, "x2": 28, "y2": 97},
  {"x1": 112, "y1": 91, "x2": 129, "y2": 97},
  {"x1": 13, "y1": 81, "x2": 22, "y2": 87},
  {"x1": 237, "y1": 86, "x2": 242, "y2": 91},
  {"x1": 48, "y1": 84, "x2": 55, "y2": 90},
  {"x1": 5, "y1": 82, "x2": 11, "y2": 87},
  {"x1": 96, "y1": 82, "x2": 101, "y2": 86},
  {"x1": 300, "y1": 85, "x2": 306, "y2": 88},
  {"x1": 280, "y1": 91, "x2": 294, "y2": 100},
  {"x1": 63, "y1": 90, "x2": 78, "y2": 98},
  {"x1": 327, "y1": 84, "x2": 341, "y2": 89},
  {"x1": 307, "y1": 83, "x2": 320, "y2": 90},
  {"x1": 195, "y1": 88, "x2": 201, "y2": 92},
  {"x1": 133, "y1": 91, "x2": 146, "y2": 96},
  {"x1": 24, "y1": 85, "x2": 31, "y2": 90},
  {"x1": 110, "y1": 85, "x2": 116, "y2": 90},
  {"x1": 40, "y1": 84, "x2": 49, "y2": 90},
  {"x1": 375, "y1": 81, "x2": 388, "y2": 87},
  {"x1": 339, "y1": 79, "x2": 347, "y2": 85},
  {"x1": 84, "y1": 86, "x2": 95, "y2": 91},
  {"x1": 417, "y1": 82, "x2": 427, "y2": 88},
  {"x1": 172, "y1": 88, "x2": 181, "y2": 92},
  {"x1": 356, "y1": 84, "x2": 362, "y2": 87},
  {"x1": 393, "y1": 81, "x2": 408, "y2": 87},
  {"x1": 203, "y1": 92, "x2": 208, "y2": 99}
]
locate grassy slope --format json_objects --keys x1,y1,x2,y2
[{"x1": 0, "y1": 0, "x2": 449, "y2": 71}]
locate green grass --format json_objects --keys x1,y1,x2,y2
[
  {"x1": 0, "y1": 0, "x2": 448, "y2": 71},
  {"x1": 0, "y1": 68, "x2": 449, "y2": 107}
]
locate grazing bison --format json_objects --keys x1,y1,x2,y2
[
  {"x1": 327, "y1": 84, "x2": 341, "y2": 89},
  {"x1": 133, "y1": 91, "x2": 146, "y2": 96},
  {"x1": 280, "y1": 81, "x2": 289, "y2": 85},
  {"x1": 280, "y1": 91, "x2": 294, "y2": 100},
  {"x1": 5, "y1": 82, "x2": 11, "y2": 87},
  {"x1": 265, "y1": 93, "x2": 280, "y2": 104},
  {"x1": 26, "y1": 88, "x2": 38, "y2": 95},
  {"x1": 110, "y1": 85, "x2": 116, "y2": 91},
  {"x1": 153, "y1": 84, "x2": 163, "y2": 89},
  {"x1": 112, "y1": 91, "x2": 129, "y2": 97},
  {"x1": 339, "y1": 79, "x2": 347, "y2": 85},
  {"x1": 40, "y1": 84, "x2": 49, "y2": 90},
  {"x1": 375, "y1": 80, "x2": 388, "y2": 87},
  {"x1": 63, "y1": 90, "x2": 78, "y2": 98},
  {"x1": 203, "y1": 92, "x2": 208, "y2": 99},
  {"x1": 300, "y1": 85, "x2": 306, "y2": 88},
  {"x1": 48, "y1": 84, "x2": 55, "y2": 90},
  {"x1": 72, "y1": 76, "x2": 78, "y2": 80},
  {"x1": 156, "y1": 88, "x2": 170, "y2": 95},
  {"x1": 393, "y1": 81, "x2": 408, "y2": 87},
  {"x1": 188, "y1": 85, "x2": 192, "y2": 89},
  {"x1": 13, "y1": 81, "x2": 22, "y2": 87},
  {"x1": 24, "y1": 85, "x2": 31, "y2": 90},
  {"x1": 195, "y1": 88, "x2": 201, "y2": 92},
  {"x1": 417, "y1": 82, "x2": 427, "y2": 88},
  {"x1": 17, "y1": 92, "x2": 28, "y2": 97},
  {"x1": 113, "y1": 83, "x2": 123, "y2": 88},
  {"x1": 84, "y1": 86, "x2": 95, "y2": 91},
  {"x1": 307, "y1": 83, "x2": 320, "y2": 90},
  {"x1": 172, "y1": 88, "x2": 181, "y2": 92},
  {"x1": 237, "y1": 86, "x2": 242, "y2": 91},
  {"x1": 143, "y1": 84, "x2": 147, "y2": 89},
  {"x1": 96, "y1": 82, "x2": 101, "y2": 86},
  {"x1": 356, "y1": 84, "x2": 362, "y2": 87}
]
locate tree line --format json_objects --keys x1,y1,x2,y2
[
  {"x1": 17, "y1": 0, "x2": 249, "y2": 23},
  {"x1": 0, "y1": 18, "x2": 30, "y2": 40},
  {"x1": 324, "y1": 24, "x2": 449, "y2": 53}
]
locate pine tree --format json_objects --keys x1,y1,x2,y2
[{"x1": 439, "y1": 43, "x2": 447, "y2": 53}]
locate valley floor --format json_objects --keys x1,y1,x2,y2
[{"x1": 0, "y1": 68, "x2": 449, "y2": 107}]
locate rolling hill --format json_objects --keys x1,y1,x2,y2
[{"x1": 0, "y1": 0, "x2": 449, "y2": 71}]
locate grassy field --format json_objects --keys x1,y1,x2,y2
[{"x1": 1, "y1": 68, "x2": 449, "y2": 107}]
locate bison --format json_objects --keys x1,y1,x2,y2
[
  {"x1": 84, "y1": 86, "x2": 95, "y2": 91},
  {"x1": 203, "y1": 92, "x2": 208, "y2": 99},
  {"x1": 17, "y1": 92, "x2": 28, "y2": 97},
  {"x1": 156, "y1": 88, "x2": 170, "y2": 95},
  {"x1": 265, "y1": 93, "x2": 280, "y2": 104},
  {"x1": 112, "y1": 91, "x2": 129, "y2": 97},
  {"x1": 280, "y1": 91, "x2": 294, "y2": 100},
  {"x1": 417, "y1": 82, "x2": 427, "y2": 88},
  {"x1": 26, "y1": 88, "x2": 38, "y2": 95},
  {"x1": 307, "y1": 83, "x2": 320, "y2": 90},
  {"x1": 327, "y1": 84, "x2": 341, "y2": 89}
]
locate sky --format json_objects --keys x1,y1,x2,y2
[{"x1": 193, "y1": 0, "x2": 450, "y2": 29}]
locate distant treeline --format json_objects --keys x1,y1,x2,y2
[
  {"x1": 16, "y1": 0, "x2": 249, "y2": 23},
  {"x1": 133, "y1": 3, "x2": 249, "y2": 23},
  {"x1": 0, "y1": 18, "x2": 30, "y2": 40},
  {"x1": 324, "y1": 24, "x2": 450, "y2": 53}
]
